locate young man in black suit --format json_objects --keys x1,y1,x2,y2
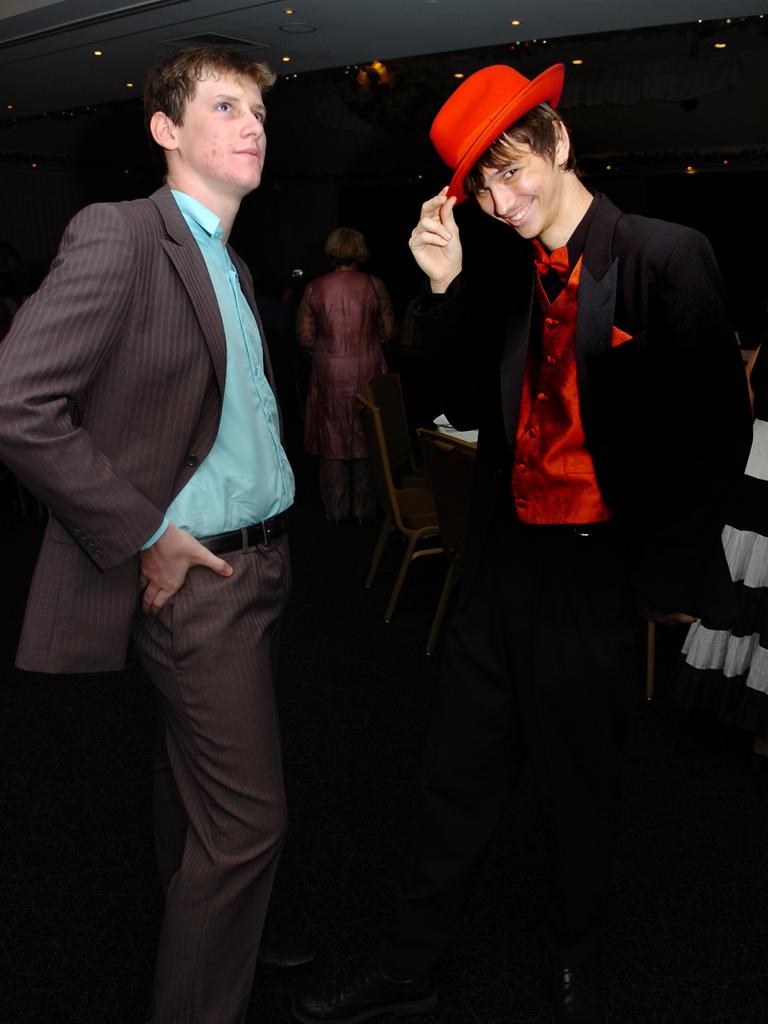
[{"x1": 294, "y1": 63, "x2": 751, "y2": 1024}]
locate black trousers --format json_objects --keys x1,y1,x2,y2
[{"x1": 379, "y1": 506, "x2": 642, "y2": 977}]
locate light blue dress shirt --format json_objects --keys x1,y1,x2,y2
[{"x1": 144, "y1": 191, "x2": 294, "y2": 546}]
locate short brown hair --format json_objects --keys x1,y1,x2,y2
[
  {"x1": 144, "y1": 46, "x2": 276, "y2": 142},
  {"x1": 463, "y1": 102, "x2": 576, "y2": 195},
  {"x1": 324, "y1": 228, "x2": 369, "y2": 266}
]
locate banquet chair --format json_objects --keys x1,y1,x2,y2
[
  {"x1": 363, "y1": 373, "x2": 428, "y2": 488},
  {"x1": 417, "y1": 428, "x2": 477, "y2": 654},
  {"x1": 357, "y1": 393, "x2": 442, "y2": 621}
]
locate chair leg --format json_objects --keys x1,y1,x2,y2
[
  {"x1": 384, "y1": 534, "x2": 420, "y2": 622},
  {"x1": 366, "y1": 510, "x2": 393, "y2": 588},
  {"x1": 426, "y1": 560, "x2": 458, "y2": 655},
  {"x1": 645, "y1": 620, "x2": 656, "y2": 702}
]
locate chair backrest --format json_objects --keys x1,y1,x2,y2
[
  {"x1": 417, "y1": 428, "x2": 476, "y2": 556},
  {"x1": 356, "y1": 392, "x2": 399, "y2": 518},
  {"x1": 364, "y1": 373, "x2": 416, "y2": 478}
]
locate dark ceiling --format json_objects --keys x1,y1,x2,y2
[{"x1": 2, "y1": 0, "x2": 766, "y2": 120}]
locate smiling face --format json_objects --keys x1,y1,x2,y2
[
  {"x1": 473, "y1": 134, "x2": 571, "y2": 250},
  {"x1": 152, "y1": 72, "x2": 267, "y2": 217}
]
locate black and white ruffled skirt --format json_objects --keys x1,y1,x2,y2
[{"x1": 672, "y1": 418, "x2": 768, "y2": 731}]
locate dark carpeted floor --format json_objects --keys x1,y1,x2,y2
[{"x1": 3, "y1": 457, "x2": 768, "y2": 1024}]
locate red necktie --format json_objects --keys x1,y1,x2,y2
[{"x1": 532, "y1": 240, "x2": 569, "y2": 283}]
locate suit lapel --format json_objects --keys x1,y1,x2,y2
[
  {"x1": 228, "y1": 248, "x2": 277, "y2": 392},
  {"x1": 150, "y1": 187, "x2": 227, "y2": 397},
  {"x1": 499, "y1": 284, "x2": 534, "y2": 450},
  {"x1": 575, "y1": 196, "x2": 622, "y2": 442},
  {"x1": 229, "y1": 248, "x2": 285, "y2": 437}
]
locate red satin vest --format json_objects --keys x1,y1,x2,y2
[{"x1": 511, "y1": 253, "x2": 630, "y2": 524}]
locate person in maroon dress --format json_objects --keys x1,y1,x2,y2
[{"x1": 298, "y1": 228, "x2": 397, "y2": 521}]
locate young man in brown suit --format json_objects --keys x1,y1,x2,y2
[
  {"x1": 0, "y1": 47, "x2": 307, "y2": 1023},
  {"x1": 293, "y1": 64, "x2": 751, "y2": 1024}
]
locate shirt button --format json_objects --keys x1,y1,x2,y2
[
  {"x1": 536, "y1": 392, "x2": 548, "y2": 402},
  {"x1": 546, "y1": 355, "x2": 557, "y2": 364},
  {"x1": 529, "y1": 428, "x2": 537, "y2": 438},
  {"x1": 516, "y1": 498, "x2": 527, "y2": 508},
  {"x1": 185, "y1": 453, "x2": 198, "y2": 467},
  {"x1": 544, "y1": 317, "x2": 558, "y2": 326},
  {"x1": 517, "y1": 462, "x2": 527, "y2": 474}
]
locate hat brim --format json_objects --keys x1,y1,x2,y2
[{"x1": 447, "y1": 63, "x2": 565, "y2": 204}]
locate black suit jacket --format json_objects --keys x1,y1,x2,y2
[{"x1": 416, "y1": 194, "x2": 752, "y2": 627}]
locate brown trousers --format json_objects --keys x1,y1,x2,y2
[{"x1": 133, "y1": 534, "x2": 291, "y2": 1024}]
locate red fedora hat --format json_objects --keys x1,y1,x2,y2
[{"x1": 430, "y1": 63, "x2": 565, "y2": 203}]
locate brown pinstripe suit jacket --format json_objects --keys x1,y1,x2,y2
[{"x1": 0, "y1": 186, "x2": 277, "y2": 673}]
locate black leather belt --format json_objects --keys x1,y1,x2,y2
[{"x1": 198, "y1": 514, "x2": 288, "y2": 554}]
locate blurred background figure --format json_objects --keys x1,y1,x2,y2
[
  {"x1": 673, "y1": 343, "x2": 768, "y2": 768},
  {"x1": 298, "y1": 227, "x2": 396, "y2": 522}
]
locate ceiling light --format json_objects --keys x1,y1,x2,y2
[
  {"x1": 281, "y1": 55, "x2": 291, "y2": 62},
  {"x1": 453, "y1": 73, "x2": 465, "y2": 79},
  {"x1": 31, "y1": 162, "x2": 38, "y2": 168},
  {"x1": 605, "y1": 164, "x2": 612, "y2": 171},
  {"x1": 510, "y1": 19, "x2": 521, "y2": 26},
  {"x1": 714, "y1": 41, "x2": 727, "y2": 48},
  {"x1": 6, "y1": 104, "x2": 12, "y2": 110},
  {"x1": 685, "y1": 165, "x2": 697, "y2": 174},
  {"x1": 125, "y1": 81, "x2": 134, "y2": 88},
  {"x1": 571, "y1": 58, "x2": 584, "y2": 65},
  {"x1": 722, "y1": 159, "x2": 729, "y2": 165},
  {"x1": 93, "y1": 49, "x2": 103, "y2": 56}
]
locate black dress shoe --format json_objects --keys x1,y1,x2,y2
[
  {"x1": 256, "y1": 933, "x2": 317, "y2": 969},
  {"x1": 550, "y1": 964, "x2": 606, "y2": 1024},
  {"x1": 292, "y1": 962, "x2": 437, "y2": 1023}
]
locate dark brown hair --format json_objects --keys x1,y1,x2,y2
[
  {"x1": 463, "y1": 102, "x2": 576, "y2": 195},
  {"x1": 144, "y1": 46, "x2": 276, "y2": 143},
  {"x1": 324, "y1": 227, "x2": 369, "y2": 266}
]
